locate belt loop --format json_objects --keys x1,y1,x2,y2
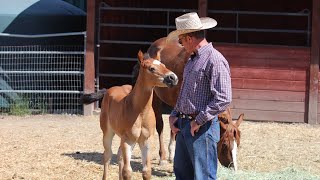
[{"x1": 178, "y1": 112, "x2": 196, "y2": 121}]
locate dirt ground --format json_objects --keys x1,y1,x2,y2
[{"x1": 0, "y1": 114, "x2": 319, "y2": 180}]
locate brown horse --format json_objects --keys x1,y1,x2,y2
[
  {"x1": 81, "y1": 50, "x2": 178, "y2": 180},
  {"x1": 134, "y1": 37, "x2": 244, "y2": 170},
  {"x1": 217, "y1": 108, "x2": 244, "y2": 170}
]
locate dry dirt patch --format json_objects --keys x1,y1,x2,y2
[{"x1": 0, "y1": 114, "x2": 319, "y2": 179}]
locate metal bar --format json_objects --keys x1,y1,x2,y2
[
  {"x1": 0, "y1": 32, "x2": 86, "y2": 38},
  {"x1": 99, "y1": 5, "x2": 309, "y2": 17},
  {"x1": 101, "y1": 24, "x2": 308, "y2": 35},
  {"x1": 0, "y1": 90, "x2": 82, "y2": 93},
  {"x1": 0, "y1": 51, "x2": 84, "y2": 54},
  {"x1": 98, "y1": 73, "x2": 133, "y2": 78},
  {"x1": 100, "y1": 23, "x2": 175, "y2": 29},
  {"x1": 0, "y1": 71, "x2": 84, "y2": 74},
  {"x1": 99, "y1": 40, "x2": 152, "y2": 45},
  {"x1": 100, "y1": 5, "x2": 194, "y2": 13},
  {"x1": 236, "y1": 12, "x2": 239, "y2": 43},
  {"x1": 208, "y1": 10, "x2": 310, "y2": 16},
  {"x1": 99, "y1": 56, "x2": 137, "y2": 62},
  {"x1": 234, "y1": 28, "x2": 309, "y2": 33},
  {"x1": 307, "y1": 13, "x2": 311, "y2": 45},
  {"x1": 167, "y1": 11, "x2": 170, "y2": 35}
]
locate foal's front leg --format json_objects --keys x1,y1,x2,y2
[
  {"x1": 120, "y1": 140, "x2": 134, "y2": 180},
  {"x1": 139, "y1": 138, "x2": 152, "y2": 180}
]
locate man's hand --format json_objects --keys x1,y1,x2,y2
[
  {"x1": 169, "y1": 116, "x2": 180, "y2": 135},
  {"x1": 190, "y1": 120, "x2": 200, "y2": 136}
]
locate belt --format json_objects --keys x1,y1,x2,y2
[{"x1": 177, "y1": 112, "x2": 198, "y2": 120}]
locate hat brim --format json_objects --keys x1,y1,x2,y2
[{"x1": 166, "y1": 17, "x2": 217, "y2": 42}]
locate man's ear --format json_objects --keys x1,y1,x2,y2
[{"x1": 186, "y1": 35, "x2": 191, "y2": 41}]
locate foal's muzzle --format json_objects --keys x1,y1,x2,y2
[{"x1": 163, "y1": 72, "x2": 178, "y2": 87}]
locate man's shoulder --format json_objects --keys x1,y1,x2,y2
[
  {"x1": 205, "y1": 46, "x2": 231, "y2": 72},
  {"x1": 205, "y1": 47, "x2": 227, "y2": 64}
]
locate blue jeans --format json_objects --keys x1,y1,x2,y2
[{"x1": 174, "y1": 116, "x2": 220, "y2": 180}]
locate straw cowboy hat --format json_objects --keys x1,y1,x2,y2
[{"x1": 167, "y1": 12, "x2": 217, "y2": 41}]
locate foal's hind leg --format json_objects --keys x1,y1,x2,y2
[
  {"x1": 152, "y1": 96, "x2": 167, "y2": 165},
  {"x1": 102, "y1": 126, "x2": 115, "y2": 180},
  {"x1": 139, "y1": 138, "x2": 152, "y2": 180},
  {"x1": 117, "y1": 147, "x2": 123, "y2": 180}
]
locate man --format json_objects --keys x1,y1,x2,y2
[{"x1": 167, "y1": 12, "x2": 232, "y2": 180}]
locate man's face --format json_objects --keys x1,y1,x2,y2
[{"x1": 178, "y1": 34, "x2": 193, "y2": 53}]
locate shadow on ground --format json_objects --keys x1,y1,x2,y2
[{"x1": 62, "y1": 152, "x2": 169, "y2": 177}]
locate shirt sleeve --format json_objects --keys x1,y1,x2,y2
[{"x1": 195, "y1": 59, "x2": 232, "y2": 126}]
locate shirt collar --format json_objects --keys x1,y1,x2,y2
[{"x1": 190, "y1": 42, "x2": 212, "y2": 61}]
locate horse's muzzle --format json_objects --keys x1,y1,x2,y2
[{"x1": 163, "y1": 72, "x2": 178, "y2": 87}]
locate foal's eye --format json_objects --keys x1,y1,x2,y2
[{"x1": 149, "y1": 67, "x2": 155, "y2": 72}]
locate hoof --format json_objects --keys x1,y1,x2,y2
[
  {"x1": 159, "y1": 159, "x2": 168, "y2": 166},
  {"x1": 168, "y1": 158, "x2": 174, "y2": 164}
]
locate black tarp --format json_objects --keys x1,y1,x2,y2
[{"x1": 0, "y1": 0, "x2": 86, "y2": 45}]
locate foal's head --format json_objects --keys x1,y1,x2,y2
[
  {"x1": 137, "y1": 50, "x2": 178, "y2": 87},
  {"x1": 218, "y1": 108, "x2": 244, "y2": 171}
]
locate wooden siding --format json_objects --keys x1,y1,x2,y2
[{"x1": 216, "y1": 44, "x2": 310, "y2": 122}]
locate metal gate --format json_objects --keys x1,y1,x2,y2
[
  {"x1": 0, "y1": 32, "x2": 86, "y2": 115},
  {"x1": 96, "y1": 3, "x2": 310, "y2": 90}
]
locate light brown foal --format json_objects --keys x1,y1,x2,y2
[{"x1": 81, "y1": 50, "x2": 178, "y2": 180}]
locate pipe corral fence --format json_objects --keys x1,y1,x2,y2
[
  {"x1": 96, "y1": 5, "x2": 311, "y2": 90},
  {"x1": 0, "y1": 32, "x2": 86, "y2": 115}
]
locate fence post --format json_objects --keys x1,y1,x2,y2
[
  {"x1": 198, "y1": 0, "x2": 208, "y2": 37},
  {"x1": 307, "y1": 0, "x2": 320, "y2": 124},
  {"x1": 198, "y1": 0, "x2": 207, "y2": 17},
  {"x1": 83, "y1": 0, "x2": 96, "y2": 115}
]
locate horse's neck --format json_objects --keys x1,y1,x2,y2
[{"x1": 127, "y1": 71, "x2": 154, "y2": 112}]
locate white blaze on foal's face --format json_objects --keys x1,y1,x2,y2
[
  {"x1": 232, "y1": 140, "x2": 238, "y2": 171},
  {"x1": 152, "y1": 60, "x2": 161, "y2": 65}
]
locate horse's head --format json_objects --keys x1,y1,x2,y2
[
  {"x1": 137, "y1": 50, "x2": 178, "y2": 88},
  {"x1": 218, "y1": 108, "x2": 244, "y2": 171}
]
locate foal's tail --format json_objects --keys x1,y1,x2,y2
[{"x1": 80, "y1": 88, "x2": 107, "y2": 104}]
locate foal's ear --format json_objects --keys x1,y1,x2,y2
[
  {"x1": 156, "y1": 50, "x2": 161, "y2": 61},
  {"x1": 219, "y1": 120, "x2": 228, "y2": 130},
  {"x1": 235, "y1": 113, "x2": 244, "y2": 128},
  {"x1": 137, "y1": 50, "x2": 144, "y2": 63}
]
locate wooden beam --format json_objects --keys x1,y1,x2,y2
[
  {"x1": 198, "y1": 0, "x2": 208, "y2": 37},
  {"x1": 198, "y1": 0, "x2": 208, "y2": 17},
  {"x1": 83, "y1": 0, "x2": 96, "y2": 115},
  {"x1": 308, "y1": 0, "x2": 320, "y2": 124}
]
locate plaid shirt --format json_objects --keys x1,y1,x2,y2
[{"x1": 171, "y1": 43, "x2": 232, "y2": 126}]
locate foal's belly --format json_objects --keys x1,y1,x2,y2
[{"x1": 116, "y1": 126, "x2": 153, "y2": 143}]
